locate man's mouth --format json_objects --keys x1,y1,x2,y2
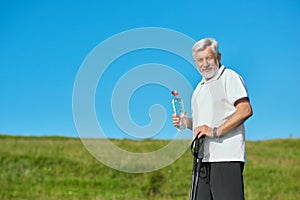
[{"x1": 202, "y1": 67, "x2": 212, "y2": 73}]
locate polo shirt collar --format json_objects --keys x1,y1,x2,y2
[{"x1": 200, "y1": 65, "x2": 226, "y2": 85}]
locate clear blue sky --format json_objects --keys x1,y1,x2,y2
[{"x1": 1, "y1": 0, "x2": 300, "y2": 140}]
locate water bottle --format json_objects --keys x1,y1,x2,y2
[{"x1": 171, "y1": 90, "x2": 187, "y2": 131}]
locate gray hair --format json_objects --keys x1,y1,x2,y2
[{"x1": 192, "y1": 38, "x2": 219, "y2": 59}]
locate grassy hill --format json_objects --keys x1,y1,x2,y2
[{"x1": 0, "y1": 135, "x2": 299, "y2": 200}]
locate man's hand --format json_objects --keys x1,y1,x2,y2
[
  {"x1": 172, "y1": 112, "x2": 193, "y2": 130},
  {"x1": 172, "y1": 112, "x2": 187, "y2": 127},
  {"x1": 171, "y1": 113, "x2": 180, "y2": 128},
  {"x1": 193, "y1": 125, "x2": 213, "y2": 138}
]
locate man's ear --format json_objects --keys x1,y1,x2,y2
[{"x1": 217, "y1": 53, "x2": 221, "y2": 63}]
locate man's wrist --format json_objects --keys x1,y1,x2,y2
[{"x1": 186, "y1": 118, "x2": 192, "y2": 130}]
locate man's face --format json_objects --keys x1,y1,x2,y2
[{"x1": 194, "y1": 46, "x2": 220, "y2": 80}]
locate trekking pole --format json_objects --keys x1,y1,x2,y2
[{"x1": 190, "y1": 136, "x2": 205, "y2": 200}]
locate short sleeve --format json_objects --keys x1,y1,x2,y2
[{"x1": 225, "y1": 69, "x2": 249, "y2": 105}]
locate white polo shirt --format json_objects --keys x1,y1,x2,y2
[{"x1": 191, "y1": 65, "x2": 248, "y2": 162}]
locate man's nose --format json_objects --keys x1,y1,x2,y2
[{"x1": 202, "y1": 59, "x2": 209, "y2": 67}]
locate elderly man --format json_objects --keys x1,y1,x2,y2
[{"x1": 172, "y1": 38, "x2": 252, "y2": 200}]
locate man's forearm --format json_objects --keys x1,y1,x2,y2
[{"x1": 217, "y1": 99, "x2": 252, "y2": 136}]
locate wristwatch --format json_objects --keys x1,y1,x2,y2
[{"x1": 213, "y1": 127, "x2": 218, "y2": 138}]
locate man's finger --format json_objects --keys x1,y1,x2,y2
[{"x1": 194, "y1": 129, "x2": 200, "y2": 137}]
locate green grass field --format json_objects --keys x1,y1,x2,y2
[{"x1": 0, "y1": 135, "x2": 299, "y2": 200}]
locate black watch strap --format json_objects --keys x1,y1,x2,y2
[{"x1": 213, "y1": 127, "x2": 218, "y2": 138}]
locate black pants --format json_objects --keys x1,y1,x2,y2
[{"x1": 194, "y1": 162, "x2": 245, "y2": 200}]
